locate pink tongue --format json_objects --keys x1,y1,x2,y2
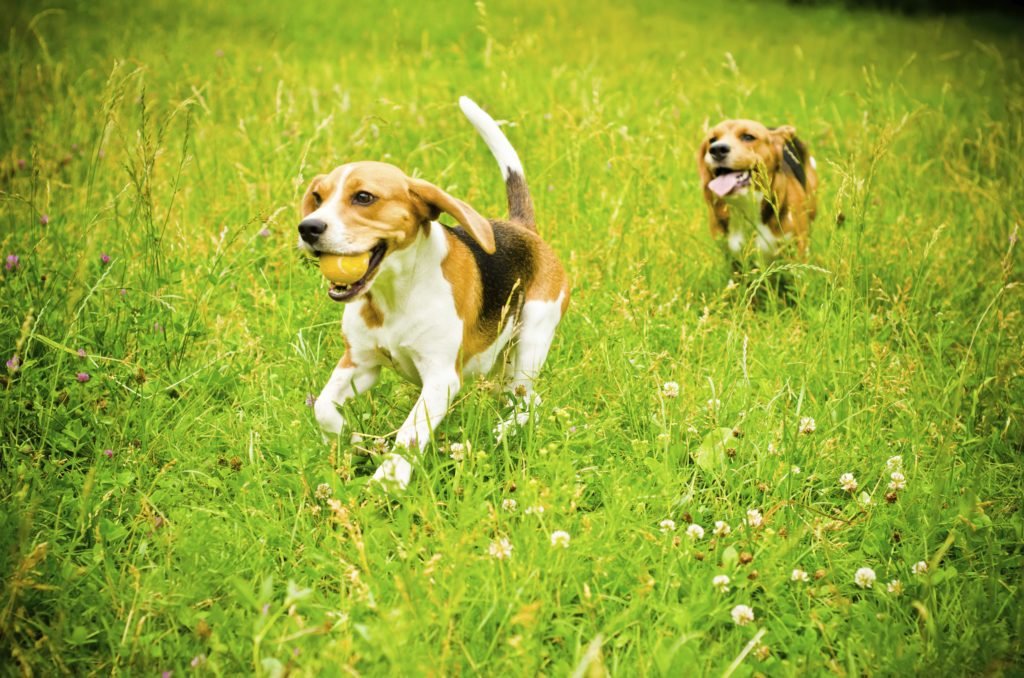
[{"x1": 708, "y1": 171, "x2": 747, "y2": 197}]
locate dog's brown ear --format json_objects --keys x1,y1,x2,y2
[
  {"x1": 409, "y1": 179, "x2": 496, "y2": 254},
  {"x1": 301, "y1": 174, "x2": 326, "y2": 217},
  {"x1": 696, "y1": 136, "x2": 714, "y2": 189},
  {"x1": 771, "y1": 125, "x2": 797, "y2": 143}
]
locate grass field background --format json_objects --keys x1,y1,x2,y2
[{"x1": 2, "y1": 0, "x2": 1023, "y2": 674}]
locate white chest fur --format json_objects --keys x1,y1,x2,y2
[
  {"x1": 341, "y1": 223, "x2": 513, "y2": 384},
  {"x1": 342, "y1": 224, "x2": 461, "y2": 385},
  {"x1": 723, "y1": 191, "x2": 785, "y2": 257}
]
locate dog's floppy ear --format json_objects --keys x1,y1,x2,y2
[
  {"x1": 409, "y1": 179, "x2": 496, "y2": 254},
  {"x1": 771, "y1": 125, "x2": 797, "y2": 140},
  {"x1": 770, "y1": 125, "x2": 797, "y2": 153},
  {"x1": 301, "y1": 174, "x2": 326, "y2": 217},
  {"x1": 696, "y1": 135, "x2": 714, "y2": 189}
]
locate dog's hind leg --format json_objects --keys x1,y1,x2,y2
[{"x1": 505, "y1": 296, "x2": 564, "y2": 401}]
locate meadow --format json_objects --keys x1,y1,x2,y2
[{"x1": 2, "y1": 0, "x2": 1023, "y2": 674}]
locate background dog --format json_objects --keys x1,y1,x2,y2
[{"x1": 697, "y1": 119, "x2": 818, "y2": 261}]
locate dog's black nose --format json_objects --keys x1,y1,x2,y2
[
  {"x1": 709, "y1": 143, "x2": 731, "y2": 161},
  {"x1": 298, "y1": 218, "x2": 328, "y2": 244}
]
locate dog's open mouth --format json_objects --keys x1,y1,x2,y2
[
  {"x1": 709, "y1": 168, "x2": 751, "y2": 197},
  {"x1": 323, "y1": 242, "x2": 388, "y2": 303}
]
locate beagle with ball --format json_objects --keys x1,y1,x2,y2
[
  {"x1": 298, "y1": 97, "x2": 569, "y2": 489},
  {"x1": 697, "y1": 119, "x2": 818, "y2": 260}
]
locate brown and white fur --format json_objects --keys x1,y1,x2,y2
[
  {"x1": 697, "y1": 119, "x2": 818, "y2": 260},
  {"x1": 297, "y1": 97, "x2": 569, "y2": 490}
]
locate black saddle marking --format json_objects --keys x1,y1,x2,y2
[{"x1": 449, "y1": 221, "x2": 534, "y2": 334}]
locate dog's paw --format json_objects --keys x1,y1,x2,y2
[
  {"x1": 314, "y1": 399, "x2": 346, "y2": 441},
  {"x1": 371, "y1": 452, "x2": 413, "y2": 492},
  {"x1": 493, "y1": 392, "x2": 542, "y2": 443}
]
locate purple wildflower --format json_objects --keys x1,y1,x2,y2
[
  {"x1": 5, "y1": 254, "x2": 19, "y2": 270},
  {"x1": 305, "y1": 393, "x2": 317, "y2": 407},
  {"x1": 258, "y1": 227, "x2": 271, "y2": 238},
  {"x1": 119, "y1": 288, "x2": 127, "y2": 296},
  {"x1": 6, "y1": 355, "x2": 20, "y2": 371},
  {"x1": 103, "y1": 449, "x2": 114, "y2": 458},
  {"x1": 100, "y1": 253, "x2": 111, "y2": 265},
  {"x1": 77, "y1": 348, "x2": 87, "y2": 358},
  {"x1": 76, "y1": 372, "x2": 90, "y2": 383},
  {"x1": 162, "y1": 672, "x2": 172, "y2": 678},
  {"x1": 39, "y1": 214, "x2": 49, "y2": 226}
]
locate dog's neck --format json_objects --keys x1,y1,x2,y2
[{"x1": 364, "y1": 221, "x2": 448, "y2": 312}]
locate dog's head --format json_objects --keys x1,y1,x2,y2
[
  {"x1": 697, "y1": 120, "x2": 796, "y2": 199},
  {"x1": 297, "y1": 161, "x2": 494, "y2": 302}
]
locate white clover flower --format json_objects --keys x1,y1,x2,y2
[
  {"x1": 745, "y1": 508, "x2": 763, "y2": 528},
  {"x1": 887, "y1": 579, "x2": 904, "y2": 596},
  {"x1": 791, "y1": 465, "x2": 801, "y2": 475},
  {"x1": 488, "y1": 538, "x2": 514, "y2": 560},
  {"x1": 662, "y1": 381, "x2": 680, "y2": 398},
  {"x1": 725, "y1": 279, "x2": 739, "y2": 291},
  {"x1": 731, "y1": 604, "x2": 755, "y2": 626},
  {"x1": 524, "y1": 505, "x2": 545, "y2": 515},
  {"x1": 712, "y1": 574, "x2": 730, "y2": 593},
  {"x1": 315, "y1": 483, "x2": 332, "y2": 501},
  {"x1": 550, "y1": 530, "x2": 571, "y2": 548},
  {"x1": 686, "y1": 524, "x2": 705, "y2": 540},
  {"x1": 886, "y1": 455, "x2": 903, "y2": 471},
  {"x1": 799, "y1": 417, "x2": 816, "y2": 434},
  {"x1": 707, "y1": 398, "x2": 722, "y2": 412},
  {"x1": 839, "y1": 473, "x2": 858, "y2": 493},
  {"x1": 659, "y1": 519, "x2": 677, "y2": 533},
  {"x1": 713, "y1": 520, "x2": 731, "y2": 537},
  {"x1": 767, "y1": 442, "x2": 779, "y2": 455},
  {"x1": 449, "y1": 442, "x2": 467, "y2": 461},
  {"x1": 854, "y1": 567, "x2": 876, "y2": 589},
  {"x1": 889, "y1": 471, "x2": 906, "y2": 491},
  {"x1": 501, "y1": 498, "x2": 518, "y2": 512},
  {"x1": 515, "y1": 412, "x2": 531, "y2": 426},
  {"x1": 912, "y1": 560, "x2": 928, "y2": 575},
  {"x1": 791, "y1": 568, "x2": 810, "y2": 583}
]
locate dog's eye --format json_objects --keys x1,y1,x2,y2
[
  {"x1": 352, "y1": 191, "x2": 376, "y2": 206},
  {"x1": 709, "y1": 136, "x2": 718, "y2": 144},
  {"x1": 312, "y1": 191, "x2": 323, "y2": 207},
  {"x1": 741, "y1": 133, "x2": 757, "y2": 142}
]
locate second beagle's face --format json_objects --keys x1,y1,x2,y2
[
  {"x1": 298, "y1": 161, "x2": 494, "y2": 302},
  {"x1": 698, "y1": 120, "x2": 795, "y2": 198}
]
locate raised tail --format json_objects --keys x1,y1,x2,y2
[{"x1": 458, "y1": 96, "x2": 536, "y2": 231}]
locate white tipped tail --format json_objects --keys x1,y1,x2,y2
[
  {"x1": 459, "y1": 96, "x2": 524, "y2": 180},
  {"x1": 459, "y1": 96, "x2": 535, "y2": 230}
]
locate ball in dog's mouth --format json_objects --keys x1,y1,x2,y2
[{"x1": 320, "y1": 242, "x2": 388, "y2": 302}]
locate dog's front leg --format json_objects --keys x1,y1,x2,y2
[
  {"x1": 314, "y1": 354, "x2": 381, "y2": 440},
  {"x1": 373, "y1": 367, "x2": 461, "y2": 491}
]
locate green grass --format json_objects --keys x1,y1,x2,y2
[{"x1": 2, "y1": 0, "x2": 1023, "y2": 674}]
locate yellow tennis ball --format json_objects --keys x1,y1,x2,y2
[{"x1": 319, "y1": 252, "x2": 370, "y2": 285}]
